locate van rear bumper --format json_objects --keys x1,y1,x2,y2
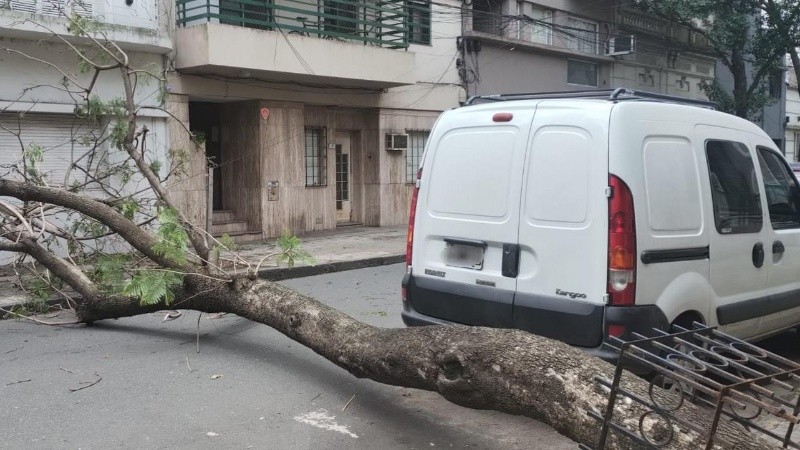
[
  {"x1": 402, "y1": 274, "x2": 669, "y2": 374},
  {"x1": 402, "y1": 304, "x2": 665, "y2": 374}
]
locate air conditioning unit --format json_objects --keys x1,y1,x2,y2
[
  {"x1": 385, "y1": 133, "x2": 409, "y2": 151},
  {"x1": 606, "y1": 35, "x2": 635, "y2": 56}
]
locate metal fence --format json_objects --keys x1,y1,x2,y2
[
  {"x1": 176, "y1": 0, "x2": 430, "y2": 49},
  {"x1": 582, "y1": 323, "x2": 800, "y2": 449}
]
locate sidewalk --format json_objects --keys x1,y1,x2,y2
[{"x1": 0, "y1": 225, "x2": 407, "y2": 310}]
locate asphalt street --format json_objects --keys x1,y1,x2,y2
[{"x1": 0, "y1": 263, "x2": 575, "y2": 450}]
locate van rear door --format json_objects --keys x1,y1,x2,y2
[
  {"x1": 408, "y1": 105, "x2": 535, "y2": 327},
  {"x1": 513, "y1": 101, "x2": 611, "y2": 347}
]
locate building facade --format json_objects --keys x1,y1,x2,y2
[
  {"x1": 458, "y1": 0, "x2": 717, "y2": 100},
  {"x1": 785, "y1": 57, "x2": 800, "y2": 161},
  {"x1": 167, "y1": 0, "x2": 463, "y2": 242}
]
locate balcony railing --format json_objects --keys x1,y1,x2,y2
[
  {"x1": 176, "y1": 0, "x2": 429, "y2": 49},
  {"x1": 469, "y1": 11, "x2": 602, "y2": 55}
]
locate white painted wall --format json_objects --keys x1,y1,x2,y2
[
  {"x1": 379, "y1": 0, "x2": 463, "y2": 111},
  {"x1": 786, "y1": 57, "x2": 800, "y2": 161},
  {"x1": 0, "y1": 40, "x2": 170, "y2": 264},
  {"x1": 0, "y1": 0, "x2": 172, "y2": 52}
]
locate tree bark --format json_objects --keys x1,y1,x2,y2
[{"x1": 72, "y1": 276, "x2": 775, "y2": 450}]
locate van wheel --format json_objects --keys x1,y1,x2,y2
[{"x1": 647, "y1": 314, "x2": 704, "y2": 395}]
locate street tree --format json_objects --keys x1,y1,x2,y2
[
  {"x1": 633, "y1": 0, "x2": 785, "y2": 120},
  {"x1": 759, "y1": 0, "x2": 800, "y2": 99},
  {"x1": 0, "y1": 12, "x2": 777, "y2": 450}
]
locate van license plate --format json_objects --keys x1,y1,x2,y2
[{"x1": 444, "y1": 243, "x2": 484, "y2": 270}]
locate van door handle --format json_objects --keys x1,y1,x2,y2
[
  {"x1": 773, "y1": 241, "x2": 785, "y2": 255},
  {"x1": 752, "y1": 242, "x2": 765, "y2": 268},
  {"x1": 502, "y1": 244, "x2": 520, "y2": 278}
]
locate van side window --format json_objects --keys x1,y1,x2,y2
[
  {"x1": 756, "y1": 146, "x2": 800, "y2": 229},
  {"x1": 705, "y1": 140, "x2": 763, "y2": 234}
]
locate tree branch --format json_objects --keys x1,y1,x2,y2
[
  {"x1": 119, "y1": 68, "x2": 210, "y2": 262},
  {"x1": 0, "y1": 179, "x2": 182, "y2": 269},
  {"x1": 15, "y1": 235, "x2": 100, "y2": 301}
]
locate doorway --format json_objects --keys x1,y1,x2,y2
[
  {"x1": 335, "y1": 131, "x2": 352, "y2": 224},
  {"x1": 188, "y1": 102, "x2": 223, "y2": 211}
]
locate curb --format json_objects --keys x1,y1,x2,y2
[
  {"x1": 258, "y1": 254, "x2": 405, "y2": 281},
  {"x1": 0, "y1": 255, "x2": 405, "y2": 315}
]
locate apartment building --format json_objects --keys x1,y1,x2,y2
[
  {"x1": 459, "y1": 1, "x2": 716, "y2": 99},
  {"x1": 785, "y1": 57, "x2": 800, "y2": 161},
  {"x1": 167, "y1": 0, "x2": 463, "y2": 242}
]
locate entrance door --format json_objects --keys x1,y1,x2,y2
[{"x1": 335, "y1": 132, "x2": 352, "y2": 223}]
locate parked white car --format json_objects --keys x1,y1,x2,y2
[{"x1": 402, "y1": 89, "x2": 800, "y2": 367}]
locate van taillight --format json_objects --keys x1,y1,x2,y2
[
  {"x1": 403, "y1": 168, "x2": 422, "y2": 302},
  {"x1": 608, "y1": 175, "x2": 636, "y2": 306}
]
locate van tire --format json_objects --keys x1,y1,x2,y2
[{"x1": 647, "y1": 312, "x2": 705, "y2": 390}]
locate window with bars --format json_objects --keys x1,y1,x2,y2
[
  {"x1": 305, "y1": 127, "x2": 327, "y2": 187},
  {"x1": 564, "y1": 16, "x2": 598, "y2": 54},
  {"x1": 406, "y1": 130, "x2": 429, "y2": 183},
  {"x1": 408, "y1": 0, "x2": 431, "y2": 45}
]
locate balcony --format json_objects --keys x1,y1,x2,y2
[
  {"x1": 466, "y1": 10, "x2": 613, "y2": 63},
  {"x1": 0, "y1": 0, "x2": 170, "y2": 52},
  {"x1": 175, "y1": 0, "x2": 420, "y2": 88}
]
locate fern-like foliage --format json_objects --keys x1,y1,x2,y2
[
  {"x1": 93, "y1": 254, "x2": 130, "y2": 293},
  {"x1": 276, "y1": 233, "x2": 315, "y2": 268},
  {"x1": 152, "y1": 207, "x2": 190, "y2": 265},
  {"x1": 123, "y1": 270, "x2": 183, "y2": 306}
]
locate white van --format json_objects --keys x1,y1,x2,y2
[{"x1": 401, "y1": 89, "x2": 800, "y2": 365}]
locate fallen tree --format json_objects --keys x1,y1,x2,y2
[{"x1": 0, "y1": 13, "x2": 778, "y2": 450}]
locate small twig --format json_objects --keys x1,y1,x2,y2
[
  {"x1": 309, "y1": 393, "x2": 322, "y2": 403},
  {"x1": 69, "y1": 373, "x2": 102, "y2": 392},
  {"x1": 5, "y1": 378, "x2": 31, "y2": 386},
  {"x1": 59, "y1": 367, "x2": 73, "y2": 374},
  {"x1": 196, "y1": 312, "x2": 202, "y2": 354},
  {"x1": 186, "y1": 356, "x2": 195, "y2": 373},
  {"x1": 0, "y1": 307, "x2": 80, "y2": 326},
  {"x1": 3, "y1": 347, "x2": 22, "y2": 354},
  {"x1": 342, "y1": 394, "x2": 356, "y2": 412},
  {"x1": 254, "y1": 252, "x2": 281, "y2": 274}
]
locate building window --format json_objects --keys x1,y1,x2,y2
[
  {"x1": 565, "y1": 16, "x2": 598, "y2": 54},
  {"x1": 406, "y1": 130, "x2": 429, "y2": 183},
  {"x1": 794, "y1": 132, "x2": 800, "y2": 161},
  {"x1": 408, "y1": 0, "x2": 431, "y2": 45},
  {"x1": 567, "y1": 59, "x2": 597, "y2": 87},
  {"x1": 324, "y1": 0, "x2": 359, "y2": 36},
  {"x1": 305, "y1": 127, "x2": 327, "y2": 187},
  {"x1": 519, "y1": 4, "x2": 552, "y2": 45}
]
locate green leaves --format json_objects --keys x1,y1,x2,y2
[
  {"x1": 120, "y1": 200, "x2": 140, "y2": 220},
  {"x1": 152, "y1": 207, "x2": 190, "y2": 265},
  {"x1": 276, "y1": 233, "x2": 315, "y2": 268},
  {"x1": 93, "y1": 254, "x2": 130, "y2": 293},
  {"x1": 123, "y1": 270, "x2": 183, "y2": 306}
]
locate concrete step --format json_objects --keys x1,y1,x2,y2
[
  {"x1": 212, "y1": 210, "x2": 235, "y2": 223},
  {"x1": 211, "y1": 221, "x2": 249, "y2": 235}
]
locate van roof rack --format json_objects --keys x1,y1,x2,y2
[{"x1": 464, "y1": 88, "x2": 718, "y2": 109}]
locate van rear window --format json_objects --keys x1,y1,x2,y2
[
  {"x1": 705, "y1": 140, "x2": 763, "y2": 234},
  {"x1": 427, "y1": 128, "x2": 518, "y2": 220}
]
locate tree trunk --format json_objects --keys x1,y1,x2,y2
[
  {"x1": 72, "y1": 276, "x2": 774, "y2": 450},
  {"x1": 731, "y1": 48, "x2": 751, "y2": 119}
]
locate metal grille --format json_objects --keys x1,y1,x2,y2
[
  {"x1": 582, "y1": 324, "x2": 800, "y2": 449},
  {"x1": 335, "y1": 145, "x2": 348, "y2": 210},
  {"x1": 406, "y1": 131, "x2": 429, "y2": 183},
  {"x1": 305, "y1": 127, "x2": 327, "y2": 187}
]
